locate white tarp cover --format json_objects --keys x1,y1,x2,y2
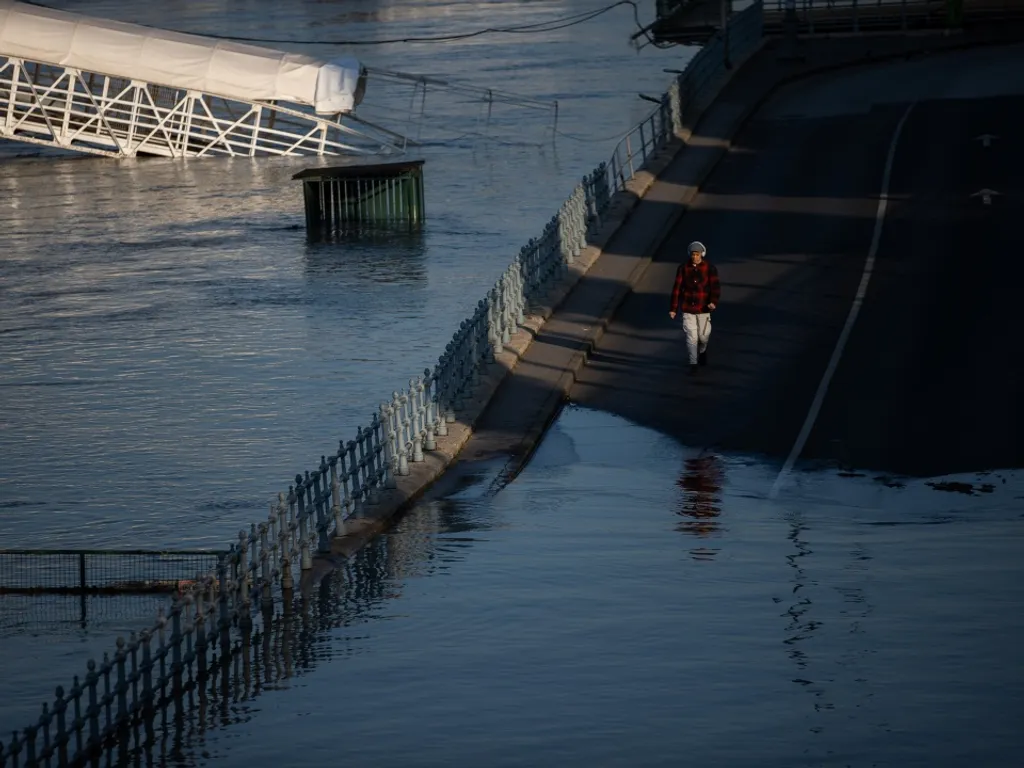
[{"x1": 0, "y1": 1, "x2": 363, "y2": 114}]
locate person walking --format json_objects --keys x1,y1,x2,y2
[{"x1": 668, "y1": 240, "x2": 720, "y2": 376}]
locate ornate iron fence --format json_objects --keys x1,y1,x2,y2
[{"x1": 2, "y1": 6, "x2": 767, "y2": 766}]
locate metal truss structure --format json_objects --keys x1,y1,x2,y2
[{"x1": 0, "y1": 56, "x2": 408, "y2": 158}]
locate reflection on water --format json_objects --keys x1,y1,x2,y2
[
  {"x1": 0, "y1": 487, "x2": 490, "y2": 734},
  {"x1": 782, "y1": 515, "x2": 814, "y2": 672},
  {"x1": 0, "y1": 0, "x2": 685, "y2": 553},
  {"x1": 3, "y1": 405, "x2": 1024, "y2": 765},
  {"x1": 161, "y1": 406, "x2": 1023, "y2": 768},
  {"x1": 0, "y1": 594, "x2": 172, "y2": 639},
  {"x1": 1, "y1": 1, "x2": 690, "y2": 728},
  {"x1": 675, "y1": 452, "x2": 725, "y2": 559},
  {"x1": 303, "y1": 230, "x2": 428, "y2": 284}
]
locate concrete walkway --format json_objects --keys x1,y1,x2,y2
[
  {"x1": 309, "y1": 23, "x2": 1024, "y2": 583},
  {"x1": 427, "y1": 27, "x2": 1024, "y2": 496}
]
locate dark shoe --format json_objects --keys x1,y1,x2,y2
[
  {"x1": 698, "y1": 350, "x2": 708, "y2": 366},
  {"x1": 689, "y1": 364, "x2": 699, "y2": 376}
]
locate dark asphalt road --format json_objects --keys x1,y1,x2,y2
[
  {"x1": 803, "y1": 95, "x2": 1024, "y2": 476},
  {"x1": 571, "y1": 88, "x2": 1024, "y2": 477}
]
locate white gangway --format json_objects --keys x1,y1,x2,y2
[{"x1": 0, "y1": 0, "x2": 407, "y2": 158}]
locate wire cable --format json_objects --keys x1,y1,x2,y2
[
  {"x1": 22, "y1": 0, "x2": 670, "y2": 48},
  {"x1": 208, "y1": 1, "x2": 644, "y2": 45},
  {"x1": 36, "y1": 0, "x2": 648, "y2": 46}
]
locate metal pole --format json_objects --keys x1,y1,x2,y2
[
  {"x1": 722, "y1": 0, "x2": 732, "y2": 69},
  {"x1": 780, "y1": 0, "x2": 805, "y2": 61}
]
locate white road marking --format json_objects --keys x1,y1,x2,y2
[{"x1": 769, "y1": 103, "x2": 916, "y2": 500}]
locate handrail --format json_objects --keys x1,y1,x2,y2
[{"x1": 1, "y1": 5, "x2": 767, "y2": 767}]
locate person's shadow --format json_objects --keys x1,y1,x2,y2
[{"x1": 675, "y1": 453, "x2": 725, "y2": 560}]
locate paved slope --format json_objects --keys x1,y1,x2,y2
[
  {"x1": 800, "y1": 95, "x2": 1024, "y2": 475},
  {"x1": 428, "y1": 40, "x2": 1024, "y2": 501},
  {"x1": 570, "y1": 102, "x2": 904, "y2": 462},
  {"x1": 571, "y1": 47, "x2": 1024, "y2": 476}
]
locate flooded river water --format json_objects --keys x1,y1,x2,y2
[
  {"x1": 3, "y1": 2, "x2": 1022, "y2": 764},
  {"x1": 9, "y1": 407, "x2": 1022, "y2": 765}
]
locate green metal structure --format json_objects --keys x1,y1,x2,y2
[{"x1": 293, "y1": 160, "x2": 425, "y2": 237}]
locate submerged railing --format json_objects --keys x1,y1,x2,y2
[
  {"x1": 1, "y1": 5, "x2": 766, "y2": 766},
  {"x1": 0, "y1": 550, "x2": 224, "y2": 595},
  {"x1": 0, "y1": 540, "x2": 399, "y2": 768}
]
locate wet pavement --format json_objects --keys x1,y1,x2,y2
[{"x1": 569, "y1": 43, "x2": 1024, "y2": 478}]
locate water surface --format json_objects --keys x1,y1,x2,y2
[
  {"x1": 0, "y1": 0, "x2": 688, "y2": 548},
  {"x1": 8, "y1": 406, "x2": 1016, "y2": 766}
]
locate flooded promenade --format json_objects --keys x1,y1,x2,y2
[{"x1": 3, "y1": 2, "x2": 1023, "y2": 765}]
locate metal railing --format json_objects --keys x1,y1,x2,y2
[
  {"x1": 609, "y1": 2, "x2": 765, "y2": 194},
  {"x1": 0, "y1": 57, "x2": 406, "y2": 158},
  {"x1": 2, "y1": 6, "x2": 768, "y2": 766},
  {"x1": 763, "y1": 0, "x2": 957, "y2": 33},
  {"x1": 0, "y1": 538, "x2": 399, "y2": 768},
  {"x1": 0, "y1": 550, "x2": 224, "y2": 595},
  {"x1": 0, "y1": 594, "x2": 177, "y2": 635}
]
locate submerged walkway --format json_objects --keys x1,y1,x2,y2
[{"x1": 429, "y1": 28, "x2": 1024, "y2": 496}]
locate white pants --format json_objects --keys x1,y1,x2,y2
[{"x1": 682, "y1": 312, "x2": 712, "y2": 364}]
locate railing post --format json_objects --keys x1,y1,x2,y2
[
  {"x1": 85, "y1": 660, "x2": 100, "y2": 753},
  {"x1": 392, "y1": 392, "x2": 410, "y2": 476},
  {"x1": 23, "y1": 723, "x2": 36, "y2": 768},
  {"x1": 337, "y1": 441, "x2": 355, "y2": 514},
  {"x1": 215, "y1": 555, "x2": 231, "y2": 658},
  {"x1": 286, "y1": 486, "x2": 298, "y2": 558},
  {"x1": 267, "y1": 505, "x2": 280, "y2": 584},
  {"x1": 35, "y1": 704, "x2": 48, "y2": 766},
  {"x1": 347, "y1": 439, "x2": 364, "y2": 513},
  {"x1": 169, "y1": 603, "x2": 183, "y2": 706},
  {"x1": 248, "y1": 522, "x2": 259, "y2": 583},
  {"x1": 406, "y1": 381, "x2": 423, "y2": 463},
  {"x1": 54, "y1": 685, "x2": 69, "y2": 767},
  {"x1": 329, "y1": 452, "x2": 346, "y2": 535},
  {"x1": 370, "y1": 412, "x2": 387, "y2": 497},
  {"x1": 114, "y1": 637, "x2": 128, "y2": 730},
  {"x1": 155, "y1": 607, "x2": 168, "y2": 697},
  {"x1": 312, "y1": 461, "x2": 331, "y2": 553},
  {"x1": 99, "y1": 653, "x2": 112, "y2": 742},
  {"x1": 295, "y1": 475, "x2": 312, "y2": 571},
  {"x1": 139, "y1": 632, "x2": 153, "y2": 718},
  {"x1": 423, "y1": 369, "x2": 437, "y2": 450}
]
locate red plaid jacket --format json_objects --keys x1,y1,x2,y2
[{"x1": 670, "y1": 259, "x2": 721, "y2": 314}]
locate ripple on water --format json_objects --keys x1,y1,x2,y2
[{"x1": 3, "y1": 405, "x2": 1022, "y2": 764}]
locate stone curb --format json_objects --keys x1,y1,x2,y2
[{"x1": 300, "y1": 29, "x2": 1007, "y2": 589}]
